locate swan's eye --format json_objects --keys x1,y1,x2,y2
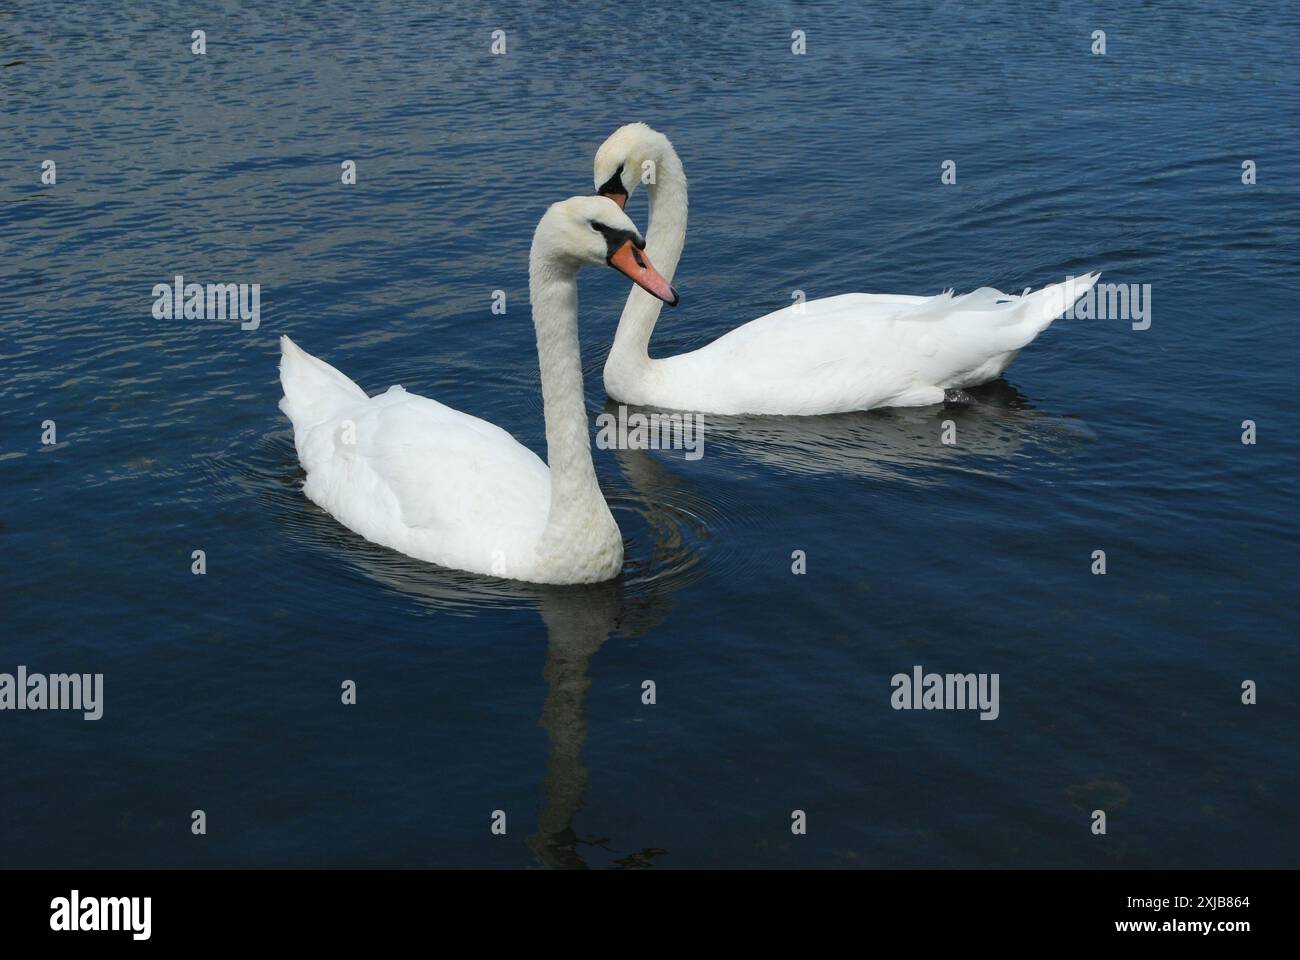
[
  {"x1": 590, "y1": 220, "x2": 643, "y2": 259},
  {"x1": 597, "y1": 164, "x2": 627, "y2": 197}
]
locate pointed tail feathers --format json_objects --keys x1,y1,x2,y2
[
  {"x1": 1011, "y1": 271, "x2": 1101, "y2": 344},
  {"x1": 278, "y1": 336, "x2": 367, "y2": 428}
]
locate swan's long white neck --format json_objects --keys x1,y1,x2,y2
[
  {"x1": 529, "y1": 249, "x2": 616, "y2": 555},
  {"x1": 605, "y1": 146, "x2": 687, "y2": 388}
]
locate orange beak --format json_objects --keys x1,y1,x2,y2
[
  {"x1": 608, "y1": 239, "x2": 677, "y2": 306},
  {"x1": 601, "y1": 189, "x2": 628, "y2": 210}
]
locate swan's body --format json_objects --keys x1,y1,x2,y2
[
  {"x1": 595, "y1": 123, "x2": 1099, "y2": 416},
  {"x1": 279, "y1": 342, "x2": 569, "y2": 579},
  {"x1": 279, "y1": 196, "x2": 674, "y2": 584}
]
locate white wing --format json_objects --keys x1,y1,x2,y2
[
  {"x1": 647, "y1": 276, "x2": 1099, "y2": 415},
  {"x1": 280, "y1": 337, "x2": 549, "y2": 576}
]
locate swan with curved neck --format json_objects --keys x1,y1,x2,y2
[
  {"x1": 278, "y1": 195, "x2": 677, "y2": 585},
  {"x1": 594, "y1": 122, "x2": 1099, "y2": 415}
]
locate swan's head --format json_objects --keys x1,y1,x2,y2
[
  {"x1": 536, "y1": 195, "x2": 678, "y2": 305},
  {"x1": 593, "y1": 122, "x2": 671, "y2": 210}
]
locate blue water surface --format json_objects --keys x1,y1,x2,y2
[{"x1": 2, "y1": 1, "x2": 1298, "y2": 867}]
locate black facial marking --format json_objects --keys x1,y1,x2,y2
[
  {"x1": 597, "y1": 163, "x2": 627, "y2": 198},
  {"x1": 591, "y1": 221, "x2": 643, "y2": 261}
]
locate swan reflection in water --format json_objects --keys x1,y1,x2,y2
[
  {"x1": 603, "y1": 379, "x2": 1095, "y2": 483},
  {"x1": 526, "y1": 580, "x2": 672, "y2": 869}
]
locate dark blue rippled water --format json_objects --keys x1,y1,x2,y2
[{"x1": 2, "y1": 1, "x2": 1297, "y2": 867}]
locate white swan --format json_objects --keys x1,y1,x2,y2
[
  {"x1": 593, "y1": 122, "x2": 1100, "y2": 415},
  {"x1": 278, "y1": 195, "x2": 678, "y2": 585}
]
